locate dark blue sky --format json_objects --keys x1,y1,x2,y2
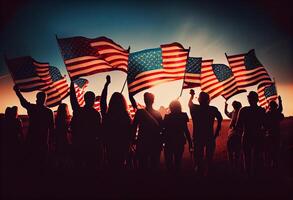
[{"x1": 0, "y1": 0, "x2": 292, "y2": 83}]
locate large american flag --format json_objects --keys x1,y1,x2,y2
[
  {"x1": 257, "y1": 82, "x2": 278, "y2": 107},
  {"x1": 57, "y1": 36, "x2": 128, "y2": 80},
  {"x1": 226, "y1": 49, "x2": 272, "y2": 89},
  {"x1": 201, "y1": 63, "x2": 246, "y2": 100},
  {"x1": 73, "y1": 78, "x2": 100, "y2": 111},
  {"x1": 127, "y1": 43, "x2": 189, "y2": 95},
  {"x1": 6, "y1": 56, "x2": 48, "y2": 92},
  {"x1": 6, "y1": 56, "x2": 69, "y2": 107}
]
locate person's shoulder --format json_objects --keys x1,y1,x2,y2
[{"x1": 209, "y1": 105, "x2": 219, "y2": 112}]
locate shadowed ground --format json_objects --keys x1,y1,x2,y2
[{"x1": 1, "y1": 117, "x2": 293, "y2": 199}]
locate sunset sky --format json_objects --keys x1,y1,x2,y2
[{"x1": 0, "y1": 0, "x2": 292, "y2": 117}]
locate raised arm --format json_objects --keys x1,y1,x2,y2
[
  {"x1": 214, "y1": 108, "x2": 223, "y2": 138},
  {"x1": 13, "y1": 85, "x2": 30, "y2": 109},
  {"x1": 278, "y1": 96, "x2": 283, "y2": 113},
  {"x1": 70, "y1": 81, "x2": 80, "y2": 113},
  {"x1": 224, "y1": 102, "x2": 233, "y2": 119},
  {"x1": 101, "y1": 75, "x2": 111, "y2": 117},
  {"x1": 129, "y1": 93, "x2": 137, "y2": 110}
]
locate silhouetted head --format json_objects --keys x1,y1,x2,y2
[
  {"x1": 269, "y1": 100, "x2": 278, "y2": 111},
  {"x1": 108, "y1": 92, "x2": 128, "y2": 115},
  {"x1": 4, "y1": 107, "x2": 12, "y2": 119},
  {"x1": 36, "y1": 91, "x2": 46, "y2": 105},
  {"x1": 84, "y1": 91, "x2": 96, "y2": 107},
  {"x1": 247, "y1": 91, "x2": 259, "y2": 106},
  {"x1": 11, "y1": 106, "x2": 18, "y2": 118},
  {"x1": 144, "y1": 92, "x2": 154, "y2": 107},
  {"x1": 169, "y1": 100, "x2": 182, "y2": 114},
  {"x1": 198, "y1": 92, "x2": 210, "y2": 106},
  {"x1": 232, "y1": 101, "x2": 242, "y2": 111},
  {"x1": 57, "y1": 103, "x2": 69, "y2": 119}
]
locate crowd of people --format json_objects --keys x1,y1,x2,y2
[{"x1": 0, "y1": 75, "x2": 284, "y2": 177}]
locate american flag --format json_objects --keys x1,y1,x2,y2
[
  {"x1": 257, "y1": 82, "x2": 278, "y2": 107},
  {"x1": 73, "y1": 78, "x2": 100, "y2": 111},
  {"x1": 127, "y1": 43, "x2": 189, "y2": 95},
  {"x1": 6, "y1": 56, "x2": 48, "y2": 92},
  {"x1": 6, "y1": 56, "x2": 69, "y2": 107},
  {"x1": 201, "y1": 63, "x2": 246, "y2": 100},
  {"x1": 183, "y1": 58, "x2": 212, "y2": 89},
  {"x1": 226, "y1": 49, "x2": 272, "y2": 89},
  {"x1": 57, "y1": 36, "x2": 128, "y2": 80}
]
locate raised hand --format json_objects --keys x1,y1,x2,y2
[
  {"x1": 189, "y1": 89, "x2": 195, "y2": 96},
  {"x1": 106, "y1": 75, "x2": 111, "y2": 85}
]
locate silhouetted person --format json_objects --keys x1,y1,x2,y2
[
  {"x1": 189, "y1": 90, "x2": 222, "y2": 175},
  {"x1": 14, "y1": 85, "x2": 54, "y2": 171},
  {"x1": 54, "y1": 103, "x2": 71, "y2": 168},
  {"x1": 264, "y1": 96, "x2": 284, "y2": 168},
  {"x1": 236, "y1": 91, "x2": 266, "y2": 175},
  {"x1": 224, "y1": 101, "x2": 242, "y2": 168},
  {"x1": 163, "y1": 100, "x2": 192, "y2": 172},
  {"x1": 70, "y1": 81, "x2": 102, "y2": 171},
  {"x1": 101, "y1": 75, "x2": 132, "y2": 170},
  {"x1": 2, "y1": 107, "x2": 23, "y2": 172},
  {"x1": 132, "y1": 92, "x2": 163, "y2": 170}
]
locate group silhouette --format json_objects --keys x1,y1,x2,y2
[{"x1": 0, "y1": 75, "x2": 284, "y2": 177}]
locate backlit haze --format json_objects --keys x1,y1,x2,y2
[{"x1": 0, "y1": 0, "x2": 292, "y2": 117}]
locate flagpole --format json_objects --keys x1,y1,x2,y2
[
  {"x1": 55, "y1": 34, "x2": 72, "y2": 82},
  {"x1": 179, "y1": 46, "x2": 191, "y2": 98}
]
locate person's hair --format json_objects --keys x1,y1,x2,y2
[
  {"x1": 269, "y1": 100, "x2": 278, "y2": 111},
  {"x1": 247, "y1": 91, "x2": 259, "y2": 105},
  {"x1": 56, "y1": 103, "x2": 70, "y2": 128},
  {"x1": 108, "y1": 92, "x2": 128, "y2": 116},
  {"x1": 144, "y1": 92, "x2": 154, "y2": 107},
  {"x1": 11, "y1": 106, "x2": 18, "y2": 118},
  {"x1": 84, "y1": 91, "x2": 96, "y2": 107},
  {"x1": 36, "y1": 91, "x2": 46, "y2": 105},
  {"x1": 198, "y1": 92, "x2": 210, "y2": 106},
  {"x1": 169, "y1": 100, "x2": 182, "y2": 114},
  {"x1": 232, "y1": 101, "x2": 242, "y2": 110}
]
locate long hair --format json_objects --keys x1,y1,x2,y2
[
  {"x1": 56, "y1": 103, "x2": 70, "y2": 128},
  {"x1": 107, "y1": 92, "x2": 129, "y2": 118}
]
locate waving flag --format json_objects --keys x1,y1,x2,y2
[
  {"x1": 201, "y1": 63, "x2": 246, "y2": 100},
  {"x1": 73, "y1": 78, "x2": 100, "y2": 111},
  {"x1": 6, "y1": 56, "x2": 48, "y2": 92},
  {"x1": 6, "y1": 56, "x2": 69, "y2": 107},
  {"x1": 183, "y1": 58, "x2": 213, "y2": 89},
  {"x1": 257, "y1": 82, "x2": 278, "y2": 107},
  {"x1": 127, "y1": 43, "x2": 189, "y2": 95},
  {"x1": 226, "y1": 49, "x2": 271, "y2": 89},
  {"x1": 57, "y1": 36, "x2": 128, "y2": 80}
]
